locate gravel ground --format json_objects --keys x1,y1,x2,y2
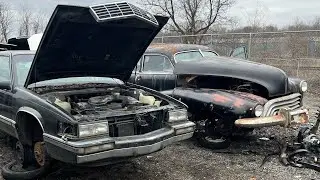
[{"x1": 0, "y1": 93, "x2": 319, "y2": 180}]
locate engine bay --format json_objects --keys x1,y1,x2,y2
[{"x1": 43, "y1": 86, "x2": 168, "y2": 122}]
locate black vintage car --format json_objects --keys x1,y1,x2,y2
[
  {"x1": 0, "y1": 2, "x2": 195, "y2": 173},
  {"x1": 129, "y1": 43, "x2": 309, "y2": 149}
]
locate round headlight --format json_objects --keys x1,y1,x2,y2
[
  {"x1": 254, "y1": 105, "x2": 264, "y2": 117},
  {"x1": 300, "y1": 81, "x2": 308, "y2": 92}
]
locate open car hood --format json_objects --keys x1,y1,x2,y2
[{"x1": 24, "y1": 2, "x2": 168, "y2": 87}]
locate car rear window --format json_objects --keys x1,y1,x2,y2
[{"x1": 174, "y1": 51, "x2": 203, "y2": 62}]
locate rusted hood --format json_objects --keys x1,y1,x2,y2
[{"x1": 172, "y1": 88, "x2": 268, "y2": 116}]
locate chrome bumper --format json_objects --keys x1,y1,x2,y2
[
  {"x1": 43, "y1": 121, "x2": 195, "y2": 164},
  {"x1": 235, "y1": 108, "x2": 309, "y2": 128}
]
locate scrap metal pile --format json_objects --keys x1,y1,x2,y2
[{"x1": 280, "y1": 107, "x2": 320, "y2": 172}]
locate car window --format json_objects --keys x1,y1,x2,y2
[
  {"x1": 13, "y1": 54, "x2": 34, "y2": 86},
  {"x1": 230, "y1": 46, "x2": 247, "y2": 59},
  {"x1": 202, "y1": 51, "x2": 218, "y2": 57},
  {"x1": 143, "y1": 55, "x2": 173, "y2": 72},
  {"x1": 0, "y1": 56, "x2": 10, "y2": 82},
  {"x1": 133, "y1": 58, "x2": 142, "y2": 72},
  {"x1": 174, "y1": 51, "x2": 203, "y2": 62}
]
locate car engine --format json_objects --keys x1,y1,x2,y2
[{"x1": 43, "y1": 86, "x2": 167, "y2": 137}]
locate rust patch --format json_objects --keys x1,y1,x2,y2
[
  {"x1": 274, "y1": 114, "x2": 284, "y2": 120},
  {"x1": 300, "y1": 113, "x2": 309, "y2": 124},
  {"x1": 228, "y1": 90, "x2": 267, "y2": 104},
  {"x1": 212, "y1": 94, "x2": 232, "y2": 103},
  {"x1": 149, "y1": 43, "x2": 178, "y2": 54},
  {"x1": 233, "y1": 98, "x2": 245, "y2": 108}
]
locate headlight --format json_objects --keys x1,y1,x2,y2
[
  {"x1": 254, "y1": 105, "x2": 264, "y2": 117},
  {"x1": 168, "y1": 109, "x2": 188, "y2": 122},
  {"x1": 78, "y1": 122, "x2": 109, "y2": 138},
  {"x1": 300, "y1": 81, "x2": 307, "y2": 92}
]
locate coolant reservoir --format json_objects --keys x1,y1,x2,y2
[
  {"x1": 154, "y1": 100, "x2": 162, "y2": 107},
  {"x1": 54, "y1": 98, "x2": 71, "y2": 114},
  {"x1": 139, "y1": 93, "x2": 156, "y2": 105}
]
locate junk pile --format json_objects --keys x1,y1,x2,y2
[{"x1": 280, "y1": 107, "x2": 320, "y2": 172}]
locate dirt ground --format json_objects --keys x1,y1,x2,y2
[{"x1": 0, "y1": 93, "x2": 319, "y2": 180}]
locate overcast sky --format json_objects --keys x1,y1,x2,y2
[{"x1": 7, "y1": 0, "x2": 320, "y2": 27}]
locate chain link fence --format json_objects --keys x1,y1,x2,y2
[{"x1": 153, "y1": 30, "x2": 320, "y2": 94}]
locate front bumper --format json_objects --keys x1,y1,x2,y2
[
  {"x1": 235, "y1": 108, "x2": 309, "y2": 128},
  {"x1": 43, "y1": 121, "x2": 195, "y2": 165}
]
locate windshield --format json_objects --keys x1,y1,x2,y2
[
  {"x1": 14, "y1": 54, "x2": 34, "y2": 86},
  {"x1": 174, "y1": 50, "x2": 218, "y2": 62},
  {"x1": 13, "y1": 54, "x2": 124, "y2": 87}
]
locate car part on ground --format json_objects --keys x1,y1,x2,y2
[{"x1": 279, "y1": 107, "x2": 320, "y2": 172}]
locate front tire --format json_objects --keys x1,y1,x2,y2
[
  {"x1": 196, "y1": 119, "x2": 232, "y2": 149},
  {"x1": 197, "y1": 136, "x2": 231, "y2": 149}
]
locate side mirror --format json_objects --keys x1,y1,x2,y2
[
  {"x1": 229, "y1": 46, "x2": 248, "y2": 60},
  {"x1": 0, "y1": 81, "x2": 11, "y2": 90}
]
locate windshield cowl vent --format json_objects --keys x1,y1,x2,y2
[{"x1": 89, "y1": 2, "x2": 158, "y2": 26}]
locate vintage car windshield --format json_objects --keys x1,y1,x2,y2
[
  {"x1": 174, "y1": 50, "x2": 218, "y2": 62},
  {"x1": 13, "y1": 54, "x2": 124, "y2": 87}
]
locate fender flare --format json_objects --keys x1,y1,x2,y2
[{"x1": 15, "y1": 107, "x2": 44, "y2": 132}]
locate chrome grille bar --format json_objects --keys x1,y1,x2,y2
[{"x1": 262, "y1": 93, "x2": 302, "y2": 117}]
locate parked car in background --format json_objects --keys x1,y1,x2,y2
[
  {"x1": 129, "y1": 43, "x2": 309, "y2": 149},
  {"x1": 0, "y1": 2, "x2": 195, "y2": 176}
]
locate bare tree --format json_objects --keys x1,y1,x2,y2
[
  {"x1": 31, "y1": 11, "x2": 48, "y2": 34},
  {"x1": 241, "y1": 0, "x2": 269, "y2": 32},
  {"x1": 18, "y1": 7, "x2": 32, "y2": 37},
  {"x1": 0, "y1": 2, "x2": 13, "y2": 42},
  {"x1": 142, "y1": 0, "x2": 234, "y2": 43}
]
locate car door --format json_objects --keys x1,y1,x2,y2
[
  {"x1": 229, "y1": 46, "x2": 248, "y2": 59},
  {"x1": 136, "y1": 54, "x2": 176, "y2": 91},
  {"x1": 0, "y1": 55, "x2": 16, "y2": 137}
]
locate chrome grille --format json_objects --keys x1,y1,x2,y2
[
  {"x1": 89, "y1": 2, "x2": 158, "y2": 26},
  {"x1": 262, "y1": 93, "x2": 302, "y2": 117}
]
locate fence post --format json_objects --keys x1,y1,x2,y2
[
  {"x1": 161, "y1": 36, "x2": 164, "y2": 43},
  {"x1": 211, "y1": 34, "x2": 213, "y2": 47},
  {"x1": 296, "y1": 59, "x2": 300, "y2": 77},
  {"x1": 248, "y1": 33, "x2": 252, "y2": 59}
]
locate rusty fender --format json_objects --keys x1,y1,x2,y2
[
  {"x1": 235, "y1": 109, "x2": 309, "y2": 128},
  {"x1": 171, "y1": 88, "x2": 262, "y2": 116}
]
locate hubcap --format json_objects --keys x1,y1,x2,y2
[{"x1": 34, "y1": 141, "x2": 45, "y2": 166}]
